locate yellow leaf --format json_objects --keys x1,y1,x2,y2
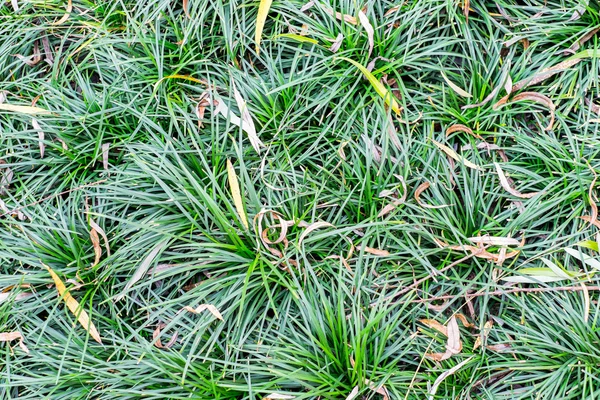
[
  {"x1": 0, "y1": 104, "x2": 51, "y2": 115},
  {"x1": 51, "y1": 0, "x2": 72, "y2": 25},
  {"x1": 45, "y1": 264, "x2": 102, "y2": 344},
  {"x1": 432, "y1": 140, "x2": 482, "y2": 171},
  {"x1": 227, "y1": 159, "x2": 249, "y2": 229},
  {"x1": 336, "y1": 56, "x2": 401, "y2": 115},
  {"x1": 441, "y1": 71, "x2": 472, "y2": 98},
  {"x1": 183, "y1": 304, "x2": 224, "y2": 320},
  {"x1": 255, "y1": 0, "x2": 273, "y2": 54}
]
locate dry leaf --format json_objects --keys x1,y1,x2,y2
[
  {"x1": 0, "y1": 103, "x2": 50, "y2": 115},
  {"x1": 52, "y1": 0, "x2": 72, "y2": 25},
  {"x1": 360, "y1": 245, "x2": 390, "y2": 256},
  {"x1": 378, "y1": 175, "x2": 407, "y2": 217},
  {"x1": 468, "y1": 235, "x2": 521, "y2": 246},
  {"x1": 153, "y1": 323, "x2": 178, "y2": 349},
  {"x1": 455, "y1": 313, "x2": 475, "y2": 328},
  {"x1": 89, "y1": 219, "x2": 110, "y2": 257},
  {"x1": 384, "y1": 6, "x2": 400, "y2": 16},
  {"x1": 227, "y1": 159, "x2": 249, "y2": 230},
  {"x1": 512, "y1": 58, "x2": 581, "y2": 92},
  {"x1": 582, "y1": 282, "x2": 590, "y2": 323},
  {"x1": 420, "y1": 319, "x2": 448, "y2": 336},
  {"x1": 183, "y1": 0, "x2": 190, "y2": 18},
  {"x1": 509, "y1": 92, "x2": 556, "y2": 131},
  {"x1": 432, "y1": 140, "x2": 483, "y2": 171},
  {"x1": 463, "y1": 0, "x2": 470, "y2": 22},
  {"x1": 0, "y1": 292, "x2": 33, "y2": 303},
  {"x1": 565, "y1": 28, "x2": 599, "y2": 55},
  {"x1": 426, "y1": 316, "x2": 462, "y2": 361},
  {"x1": 473, "y1": 320, "x2": 493, "y2": 350},
  {"x1": 445, "y1": 124, "x2": 482, "y2": 139},
  {"x1": 102, "y1": 143, "x2": 109, "y2": 170},
  {"x1": 232, "y1": 82, "x2": 263, "y2": 154},
  {"x1": 486, "y1": 343, "x2": 512, "y2": 352},
  {"x1": 262, "y1": 394, "x2": 295, "y2": 400},
  {"x1": 345, "y1": 386, "x2": 359, "y2": 400},
  {"x1": 183, "y1": 304, "x2": 224, "y2": 320},
  {"x1": 358, "y1": 11, "x2": 374, "y2": 58},
  {"x1": 329, "y1": 33, "x2": 344, "y2": 53},
  {"x1": 495, "y1": 163, "x2": 540, "y2": 199},
  {"x1": 116, "y1": 240, "x2": 167, "y2": 301},
  {"x1": 31, "y1": 119, "x2": 45, "y2": 158},
  {"x1": 90, "y1": 227, "x2": 101, "y2": 267},
  {"x1": 364, "y1": 378, "x2": 390, "y2": 400},
  {"x1": 0, "y1": 165, "x2": 13, "y2": 196},
  {"x1": 428, "y1": 356, "x2": 473, "y2": 399},
  {"x1": 298, "y1": 221, "x2": 334, "y2": 245},
  {"x1": 415, "y1": 182, "x2": 451, "y2": 209},
  {"x1": 11, "y1": 0, "x2": 18, "y2": 11},
  {"x1": 14, "y1": 41, "x2": 41, "y2": 66},
  {"x1": 581, "y1": 215, "x2": 600, "y2": 228},
  {"x1": 45, "y1": 264, "x2": 102, "y2": 344},
  {"x1": 441, "y1": 71, "x2": 472, "y2": 98},
  {"x1": 254, "y1": 0, "x2": 273, "y2": 54},
  {"x1": 0, "y1": 331, "x2": 29, "y2": 354},
  {"x1": 322, "y1": 5, "x2": 358, "y2": 24},
  {"x1": 587, "y1": 169, "x2": 598, "y2": 227}
]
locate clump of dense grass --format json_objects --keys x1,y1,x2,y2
[{"x1": 2, "y1": 0, "x2": 600, "y2": 398}]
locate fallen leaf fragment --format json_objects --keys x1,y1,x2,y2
[
  {"x1": 345, "y1": 386, "x2": 359, "y2": 400},
  {"x1": 102, "y1": 143, "x2": 109, "y2": 170},
  {"x1": 378, "y1": 175, "x2": 407, "y2": 217},
  {"x1": 426, "y1": 316, "x2": 462, "y2": 361},
  {"x1": 0, "y1": 331, "x2": 29, "y2": 354},
  {"x1": 445, "y1": 124, "x2": 481, "y2": 139},
  {"x1": 358, "y1": 11, "x2": 374, "y2": 57},
  {"x1": 52, "y1": 0, "x2": 72, "y2": 25},
  {"x1": 364, "y1": 378, "x2": 389, "y2": 400},
  {"x1": 116, "y1": 240, "x2": 167, "y2": 301},
  {"x1": 298, "y1": 221, "x2": 334, "y2": 245},
  {"x1": 586, "y1": 168, "x2": 598, "y2": 227},
  {"x1": 0, "y1": 292, "x2": 33, "y2": 303},
  {"x1": 183, "y1": 304, "x2": 224, "y2": 320},
  {"x1": 428, "y1": 356, "x2": 473, "y2": 400},
  {"x1": 565, "y1": 28, "x2": 599, "y2": 55},
  {"x1": 486, "y1": 343, "x2": 512, "y2": 352},
  {"x1": 89, "y1": 219, "x2": 110, "y2": 257},
  {"x1": 45, "y1": 264, "x2": 102, "y2": 344},
  {"x1": 495, "y1": 163, "x2": 540, "y2": 199},
  {"x1": 90, "y1": 227, "x2": 101, "y2": 267},
  {"x1": 254, "y1": 0, "x2": 273, "y2": 54},
  {"x1": 415, "y1": 182, "x2": 451, "y2": 209},
  {"x1": 183, "y1": 0, "x2": 190, "y2": 18},
  {"x1": 432, "y1": 140, "x2": 482, "y2": 171},
  {"x1": 581, "y1": 215, "x2": 600, "y2": 228},
  {"x1": 455, "y1": 313, "x2": 475, "y2": 328},
  {"x1": 510, "y1": 92, "x2": 556, "y2": 131},
  {"x1": 227, "y1": 159, "x2": 249, "y2": 230},
  {"x1": 441, "y1": 71, "x2": 471, "y2": 98}
]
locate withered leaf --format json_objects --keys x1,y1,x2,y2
[
  {"x1": 0, "y1": 331, "x2": 29, "y2": 354},
  {"x1": 415, "y1": 182, "x2": 452, "y2": 209},
  {"x1": 182, "y1": 304, "x2": 224, "y2": 320},
  {"x1": 495, "y1": 163, "x2": 540, "y2": 199}
]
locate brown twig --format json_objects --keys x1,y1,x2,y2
[
  {"x1": 411, "y1": 285, "x2": 600, "y2": 304},
  {"x1": 0, "y1": 179, "x2": 107, "y2": 219}
]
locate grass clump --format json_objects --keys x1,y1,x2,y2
[{"x1": 2, "y1": 0, "x2": 600, "y2": 398}]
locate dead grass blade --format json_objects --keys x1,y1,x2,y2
[
  {"x1": 473, "y1": 320, "x2": 493, "y2": 350},
  {"x1": 463, "y1": 0, "x2": 470, "y2": 22},
  {"x1": 586, "y1": 166, "x2": 598, "y2": 227},
  {"x1": 345, "y1": 386, "x2": 359, "y2": 400},
  {"x1": 329, "y1": 33, "x2": 344, "y2": 53},
  {"x1": 426, "y1": 316, "x2": 462, "y2": 361},
  {"x1": 565, "y1": 27, "x2": 599, "y2": 55},
  {"x1": 153, "y1": 323, "x2": 178, "y2": 349},
  {"x1": 420, "y1": 319, "x2": 448, "y2": 336},
  {"x1": 494, "y1": 163, "x2": 540, "y2": 199},
  {"x1": 468, "y1": 235, "x2": 521, "y2": 246},
  {"x1": 102, "y1": 143, "x2": 109, "y2": 170},
  {"x1": 512, "y1": 58, "x2": 582, "y2": 92},
  {"x1": 182, "y1": 304, "x2": 224, "y2": 320},
  {"x1": 441, "y1": 71, "x2": 471, "y2": 98},
  {"x1": 445, "y1": 124, "x2": 481, "y2": 139},
  {"x1": 254, "y1": 0, "x2": 273, "y2": 54},
  {"x1": 262, "y1": 394, "x2": 295, "y2": 400},
  {"x1": 322, "y1": 5, "x2": 358, "y2": 24},
  {"x1": 364, "y1": 379, "x2": 389, "y2": 400},
  {"x1": 90, "y1": 227, "x2": 101, "y2": 267},
  {"x1": 358, "y1": 11, "x2": 374, "y2": 58},
  {"x1": 415, "y1": 182, "x2": 451, "y2": 209},
  {"x1": 0, "y1": 292, "x2": 33, "y2": 303},
  {"x1": 14, "y1": 41, "x2": 41, "y2": 66},
  {"x1": 52, "y1": 0, "x2": 72, "y2": 25},
  {"x1": 432, "y1": 140, "x2": 483, "y2": 171},
  {"x1": 298, "y1": 221, "x2": 334, "y2": 245},
  {"x1": 581, "y1": 215, "x2": 600, "y2": 228},
  {"x1": 378, "y1": 175, "x2": 407, "y2": 217},
  {"x1": 116, "y1": 240, "x2": 167, "y2": 301},
  {"x1": 227, "y1": 159, "x2": 249, "y2": 230},
  {"x1": 510, "y1": 92, "x2": 555, "y2": 131},
  {"x1": 183, "y1": 0, "x2": 190, "y2": 18},
  {"x1": 45, "y1": 264, "x2": 102, "y2": 344},
  {"x1": 0, "y1": 103, "x2": 51, "y2": 115},
  {"x1": 428, "y1": 356, "x2": 473, "y2": 400},
  {"x1": 0, "y1": 331, "x2": 29, "y2": 354},
  {"x1": 232, "y1": 82, "x2": 263, "y2": 154},
  {"x1": 360, "y1": 245, "x2": 390, "y2": 256}
]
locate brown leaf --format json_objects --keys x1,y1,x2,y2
[
  {"x1": 45, "y1": 264, "x2": 102, "y2": 344},
  {"x1": 415, "y1": 182, "x2": 452, "y2": 209},
  {"x1": 587, "y1": 168, "x2": 598, "y2": 227},
  {"x1": 455, "y1": 313, "x2": 475, "y2": 328},
  {"x1": 90, "y1": 227, "x2": 101, "y2": 267},
  {"x1": 495, "y1": 163, "x2": 540, "y2": 199},
  {"x1": 52, "y1": 0, "x2": 72, "y2": 25},
  {"x1": 426, "y1": 316, "x2": 462, "y2": 361},
  {"x1": 0, "y1": 331, "x2": 29, "y2": 354},
  {"x1": 420, "y1": 319, "x2": 448, "y2": 336},
  {"x1": 322, "y1": 5, "x2": 358, "y2": 24},
  {"x1": 364, "y1": 378, "x2": 389, "y2": 400},
  {"x1": 182, "y1": 304, "x2": 224, "y2": 320},
  {"x1": 581, "y1": 215, "x2": 600, "y2": 228},
  {"x1": 298, "y1": 221, "x2": 334, "y2": 245},
  {"x1": 511, "y1": 92, "x2": 556, "y2": 131},
  {"x1": 486, "y1": 343, "x2": 512, "y2": 352},
  {"x1": 512, "y1": 58, "x2": 582, "y2": 92},
  {"x1": 565, "y1": 28, "x2": 599, "y2": 55},
  {"x1": 445, "y1": 124, "x2": 482, "y2": 139},
  {"x1": 473, "y1": 320, "x2": 493, "y2": 350},
  {"x1": 231, "y1": 82, "x2": 263, "y2": 154},
  {"x1": 153, "y1": 323, "x2": 178, "y2": 349},
  {"x1": 183, "y1": 0, "x2": 190, "y2": 18},
  {"x1": 14, "y1": 41, "x2": 41, "y2": 66},
  {"x1": 378, "y1": 175, "x2": 407, "y2": 217},
  {"x1": 432, "y1": 140, "x2": 483, "y2": 171},
  {"x1": 89, "y1": 219, "x2": 110, "y2": 257},
  {"x1": 360, "y1": 245, "x2": 390, "y2": 256},
  {"x1": 463, "y1": 0, "x2": 470, "y2": 23}
]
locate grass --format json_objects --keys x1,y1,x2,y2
[{"x1": 2, "y1": 0, "x2": 600, "y2": 398}]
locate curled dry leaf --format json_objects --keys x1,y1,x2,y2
[
  {"x1": 45, "y1": 264, "x2": 102, "y2": 344},
  {"x1": 227, "y1": 159, "x2": 249, "y2": 230},
  {"x1": 581, "y1": 215, "x2": 600, "y2": 228},
  {"x1": 420, "y1": 319, "x2": 448, "y2": 336},
  {"x1": 329, "y1": 33, "x2": 344, "y2": 53},
  {"x1": 358, "y1": 11, "x2": 374, "y2": 58},
  {"x1": 153, "y1": 323, "x2": 178, "y2": 349},
  {"x1": 14, "y1": 41, "x2": 41, "y2": 66},
  {"x1": 116, "y1": 240, "x2": 167, "y2": 301},
  {"x1": 428, "y1": 356, "x2": 473, "y2": 400},
  {"x1": 441, "y1": 71, "x2": 472, "y2": 98},
  {"x1": 52, "y1": 0, "x2": 72, "y2": 25},
  {"x1": 0, "y1": 331, "x2": 29, "y2": 354},
  {"x1": 254, "y1": 0, "x2": 273, "y2": 54},
  {"x1": 511, "y1": 92, "x2": 556, "y2": 131},
  {"x1": 298, "y1": 221, "x2": 334, "y2": 245},
  {"x1": 415, "y1": 182, "x2": 452, "y2": 209},
  {"x1": 455, "y1": 313, "x2": 475, "y2": 328},
  {"x1": 182, "y1": 304, "x2": 224, "y2": 321},
  {"x1": 426, "y1": 316, "x2": 462, "y2": 361},
  {"x1": 378, "y1": 175, "x2": 407, "y2": 217},
  {"x1": 445, "y1": 124, "x2": 482, "y2": 139},
  {"x1": 432, "y1": 140, "x2": 482, "y2": 171},
  {"x1": 89, "y1": 219, "x2": 110, "y2": 257},
  {"x1": 495, "y1": 163, "x2": 540, "y2": 199}
]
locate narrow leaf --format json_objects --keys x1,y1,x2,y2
[
  {"x1": 231, "y1": 82, "x2": 263, "y2": 154},
  {"x1": 441, "y1": 71, "x2": 472, "y2": 98},
  {"x1": 52, "y1": 0, "x2": 72, "y2": 25},
  {"x1": 415, "y1": 182, "x2": 451, "y2": 209},
  {"x1": 432, "y1": 140, "x2": 482, "y2": 171},
  {"x1": 428, "y1": 357, "x2": 473, "y2": 400},
  {"x1": 298, "y1": 221, "x2": 334, "y2": 245},
  {"x1": 495, "y1": 163, "x2": 540, "y2": 198},
  {"x1": 0, "y1": 104, "x2": 51, "y2": 115},
  {"x1": 255, "y1": 0, "x2": 273, "y2": 54},
  {"x1": 116, "y1": 240, "x2": 167, "y2": 301},
  {"x1": 183, "y1": 304, "x2": 224, "y2": 320},
  {"x1": 227, "y1": 159, "x2": 249, "y2": 230},
  {"x1": 358, "y1": 11, "x2": 374, "y2": 58}
]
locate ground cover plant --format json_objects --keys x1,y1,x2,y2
[{"x1": 2, "y1": 0, "x2": 600, "y2": 398}]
